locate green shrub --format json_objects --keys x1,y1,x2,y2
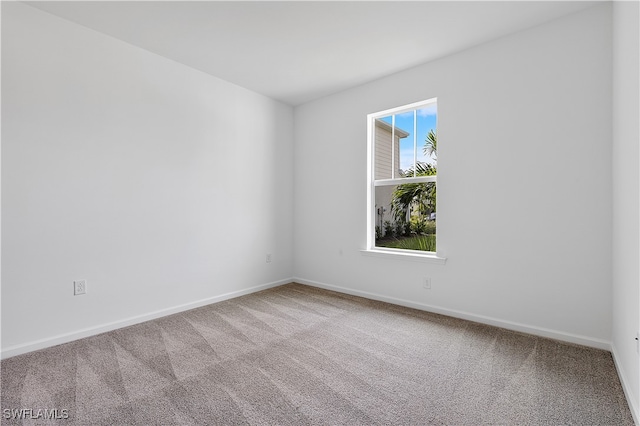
[
  {"x1": 423, "y1": 220, "x2": 436, "y2": 235},
  {"x1": 410, "y1": 216, "x2": 426, "y2": 234},
  {"x1": 384, "y1": 221, "x2": 395, "y2": 238},
  {"x1": 409, "y1": 216, "x2": 436, "y2": 235}
]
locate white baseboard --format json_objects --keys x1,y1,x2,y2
[
  {"x1": 293, "y1": 277, "x2": 612, "y2": 351},
  {"x1": 1, "y1": 278, "x2": 292, "y2": 360},
  {"x1": 611, "y1": 344, "x2": 640, "y2": 425}
]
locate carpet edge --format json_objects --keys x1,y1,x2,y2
[
  {"x1": 612, "y1": 343, "x2": 640, "y2": 425},
  {"x1": 293, "y1": 277, "x2": 612, "y2": 350},
  {"x1": 0, "y1": 278, "x2": 294, "y2": 360}
]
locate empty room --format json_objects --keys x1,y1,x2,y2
[{"x1": 2, "y1": 1, "x2": 639, "y2": 424}]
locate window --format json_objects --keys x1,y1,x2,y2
[{"x1": 366, "y1": 98, "x2": 439, "y2": 256}]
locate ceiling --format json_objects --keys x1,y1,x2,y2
[{"x1": 26, "y1": 1, "x2": 598, "y2": 106}]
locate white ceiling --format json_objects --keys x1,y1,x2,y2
[{"x1": 26, "y1": 1, "x2": 598, "y2": 106}]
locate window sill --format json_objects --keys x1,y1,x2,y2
[{"x1": 360, "y1": 248, "x2": 447, "y2": 264}]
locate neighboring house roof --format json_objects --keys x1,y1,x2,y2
[{"x1": 375, "y1": 119, "x2": 409, "y2": 138}]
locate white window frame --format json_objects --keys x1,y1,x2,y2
[{"x1": 363, "y1": 98, "x2": 446, "y2": 264}]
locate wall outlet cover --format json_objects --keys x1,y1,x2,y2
[
  {"x1": 74, "y1": 280, "x2": 87, "y2": 295},
  {"x1": 423, "y1": 277, "x2": 431, "y2": 289}
]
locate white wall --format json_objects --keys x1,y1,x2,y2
[
  {"x1": 1, "y1": 3, "x2": 294, "y2": 355},
  {"x1": 612, "y1": 1, "x2": 640, "y2": 421},
  {"x1": 294, "y1": 5, "x2": 613, "y2": 347}
]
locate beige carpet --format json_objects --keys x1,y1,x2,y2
[{"x1": 1, "y1": 283, "x2": 634, "y2": 425}]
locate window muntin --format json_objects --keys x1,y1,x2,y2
[{"x1": 368, "y1": 98, "x2": 437, "y2": 253}]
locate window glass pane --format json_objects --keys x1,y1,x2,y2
[
  {"x1": 375, "y1": 105, "x2": 437, "y2": 181},
  {"x1": 374, "y1": 116, "x2": 395, "y2": 180},
  {"x1": 416, "y1": 104, "x2": 437, "y2": 168},
  {"x1": 395, "y1": 112, "x2": 415, "y2": 177},
  {"x1": 374, "y1": 182, "x2": 436, "y2": 252}
]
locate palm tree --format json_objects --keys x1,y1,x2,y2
[
  {"x1": 391, "y1": 131, "x2": 437, "y2": 228},
  {"x1": 390, "y1": 162, "x2": 436, "y2": 225}
]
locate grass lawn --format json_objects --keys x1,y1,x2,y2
[{"x1": 376, "y1": 234, "x2": 436, "y2": 252}]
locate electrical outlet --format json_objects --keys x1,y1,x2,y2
[
  {"x1": 74, "y1": 280, "x2": 87, "y2": 296},
  {"x1": 423, "y1": 277, "x2": 431, "y2": 289},
  {"x1": 266, "y1": 253, "x2": 272, "y2": 263}
]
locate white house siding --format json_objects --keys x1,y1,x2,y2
[
  {"x1": 374, "y1": 120, "x2": 408, "y2": 235},
  {"x1": 374, "y1": 119, "x2": 406, "y2": 180}
]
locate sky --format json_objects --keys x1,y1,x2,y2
[{"x1": 381, "y1": 104, "x2": 437, "y2": 173}]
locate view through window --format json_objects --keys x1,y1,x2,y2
[{"x1": 368, "y1": 98, "x2": 437, "y2": 253}]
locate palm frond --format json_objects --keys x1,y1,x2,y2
[{"x1": 423, "y1": 129, "x2": 437, "y2": 160}]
